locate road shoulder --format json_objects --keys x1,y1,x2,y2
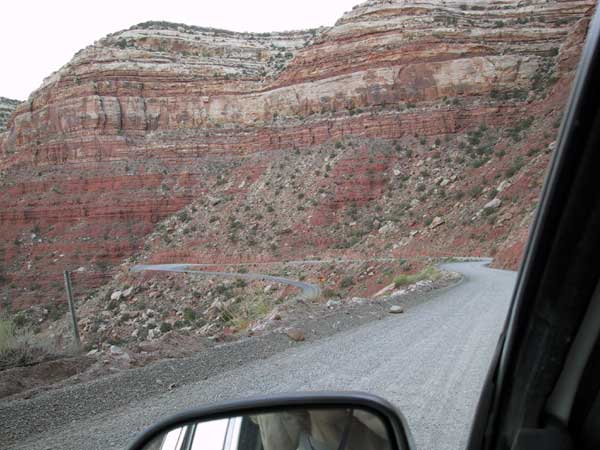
[{"x1": 0, "y1": 271, "x2": 461, "y2": 446}]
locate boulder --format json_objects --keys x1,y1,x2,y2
[
  {"x1": 389, "y1": 305, "x2": 404, "y2": 314},
  {"x1": 285, "y1": 328, "x2": 305, "y2": 342},
  {"x1": 267, "y1": 310, "x2": 282, "y2": 321},
  {"x1": 109, "y1": 345, "x2": 124, "y2": 355},
  {"x1": 497, "y1": 180, "x2": 511, "y2": 192},
  {"x1": 430, "y1": 216, "x2": 445, "y2": 229},
  {"x1": 484, "y1": 198, "x2": 502, "y2": 210},
  {"x1": 378, "y1": 222, "x2": 395, "y2": 235},
  {"x1": 110, "y1": 291, "x2": 123, "y2": 301},
  {"x1": 148, "y1": 328, "x2": 161, "y2": 340}
]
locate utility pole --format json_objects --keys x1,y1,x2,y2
[{"x1": 63, "y1": 270, "x2": 81, "y2": 351}]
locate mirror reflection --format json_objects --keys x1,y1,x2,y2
[{"x1": 144, "y1": 408, "x2": 393, "y2": 450}]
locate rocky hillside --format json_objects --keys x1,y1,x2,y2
[
  {"x1": 0, "y1": 0, "x2": 594, "y2": 312},
  {"x1": 0, "y1": 97, "x2": 20, "y2": 133}
]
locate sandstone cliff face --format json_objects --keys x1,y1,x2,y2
[{"x1": 0, "y1": 0, "x2": 594, "y2": 310}]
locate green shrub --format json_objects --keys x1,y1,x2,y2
[
  {"x1": 160, "y1": 322, "x2": 173, "y2": 333},
  {"x1": 183, "y1": 308, "x2": 196, "y2": 322},
  {"x1": 215, "y1": 284, "x2": 233, "y2": 296},
  {"x1": 505, "y1": 156, "x2": 525, "y2": 178},
  {"x1": 488, "y1": 188, "x2": 499, "y2": 200},
  {"x1": 394, "y1": 266, "x2": 442, "y2": 288},
  {"x1": 340, "y1": 276, "x2": 354, "y2": 289},
  {"x1": 470, "y1": 185, "x2": 483, "y2": 198},
  {"x1": 470, "y1": 158, "x2": 487, "y2": 168},
  {"x1": 47, "y1": 304, "x2": 66, "y2": 321},
  {"x1": 234, "y1": 278, "x2": 248, "y2": 288},
  {"x1": 119, "y1": 313, "x2": 130, "y2": 323},
  {"x1": 12, "y1": 313, "x2": 27, "y2": 328}
]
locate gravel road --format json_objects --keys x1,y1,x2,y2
[
  {"x1": 131, "y1": 264, "x2": 322, "y2": 299},
  {"x1": 0, "y1": 261, "x2": 515, "y2": 450}
]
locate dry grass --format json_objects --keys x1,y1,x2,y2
[
  {"x1": 394, "y1": 266, "x2": 443, "y2": 288},
  {"x1": 0, "y1": 316, "x2": 63, "y2": 370},
  {"x1": 220, "y1": 293, "x2": 277, "y2": 331},
  {"x1": 0, "y1": 317, "x2": 16, "y2": 352}
]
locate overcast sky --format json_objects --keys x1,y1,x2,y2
[{"x1": 1, "y1": 0, "x2": 360, "y2": 100}]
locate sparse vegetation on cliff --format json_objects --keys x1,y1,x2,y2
[{"x1": 0, "y1": 0, "x2": 591, "y2": 382}]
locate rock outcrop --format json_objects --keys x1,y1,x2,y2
[
  {"x1": 0, "y1": 0, "x2": 594, "y2": 310},
  {"x1": 0, "y1": 97, "x2": 20, "y2": 133}
]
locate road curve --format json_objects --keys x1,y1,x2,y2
[
  {"x1": 3, "y1": 261, "x2": 515, "y2": 450},
  {"x1": 130, "y1": 263, "x2": 321, "y2": 300}
]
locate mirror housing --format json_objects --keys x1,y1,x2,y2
[{"x1": 127, "y1": 392, "x2": 415, "y2": 450}]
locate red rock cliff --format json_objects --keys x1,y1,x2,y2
[{"x1": 0, "y1": 0, "x2": 594, "y2": 310}]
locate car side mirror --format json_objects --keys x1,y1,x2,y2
[{"x1": 127, "y1": 392, "x2": 414, "y2": 450}]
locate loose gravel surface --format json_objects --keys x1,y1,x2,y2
[
  {"x1": 131, "y1": 263, "x2": 322, "y2": 299},
  {"x1": 0, "y1": 261, "x2": 515, "y2": 450}
]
